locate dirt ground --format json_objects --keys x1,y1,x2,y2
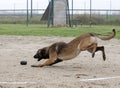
[{"x1": 0, "y1": 35, "x2": 120, "y2": 88}]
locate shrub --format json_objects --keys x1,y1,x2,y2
[{"x1": 73, "y1": 14, "x2": 105, "y2": 25}]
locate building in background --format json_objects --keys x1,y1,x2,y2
[{"x1": 41, "y1": 0, "x2": 71, "y2": 27}]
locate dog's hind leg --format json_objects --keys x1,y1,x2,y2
[
  {"x1": 88, "y1": 46, "x2": 106, "y2": 61},
  {"x1": 87, "y1": 43, "x2": 97, "y2": 58},
  {"x1": 92, "y1": 43, "x2": 97, "y2": 58},
  {"x1": 95, "y1": 46, "x2": 106, "y2": 61}
]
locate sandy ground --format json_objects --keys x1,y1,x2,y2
[{"x1": 0, "y1": 35, "x2": 120, "y2": 88}]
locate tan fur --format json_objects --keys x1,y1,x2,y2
[{"x1": 31, "y1": 29, "x2": 116, "y2": 67}]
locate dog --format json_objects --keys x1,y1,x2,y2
[{"x1": 31, "y1": 29, "x2": 116, "y2": 67}]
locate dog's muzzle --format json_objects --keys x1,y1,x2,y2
[
  {"x1": 33, "y1": 54, "x2": 42, "y2": 61},
  {"x1": 34, "y1": 55, "x2": 38, "y2": 58}
]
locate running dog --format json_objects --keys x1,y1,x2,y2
[{"x1": 31, "y1": 29, "x2": 116, "y2": 67}]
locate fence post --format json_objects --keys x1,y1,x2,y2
[
  {"x1": 71, "y1": 0, "x2": 73, "y2": 27},
  {"x1": 26, "y1": 0, "x2": 29, "y2": 26},
  {"x1": 31, "y1": 0, "x2": 33, "y2": 18},
  {"x1": 90, "y1": 0, "x2": 92, "y2": 27}
]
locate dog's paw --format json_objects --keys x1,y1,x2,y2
[
  {"x1": 31, "y1": 65, "x2": 37, "y2": 67},
  {"x1": 31, "y1": 64, "x2": 44, "y2": 67},
  {"x1": 103, "y1": 55, "x2": 106, "y2": 61},
  {"x1": 92, "y1": 53, "x2": 95, "y2": 58}
]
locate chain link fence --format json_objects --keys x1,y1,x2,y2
[{"x1": 0, "y1": 0, "x2": 120, "y2": 26}]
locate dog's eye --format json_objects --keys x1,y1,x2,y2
[
  {"x1": 41, "y1": 49, "x2": 45, "y2": 53},
  {"x1": 41, "y1": 49, "x2": 46, "y2": 55}
]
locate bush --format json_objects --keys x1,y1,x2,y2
[
  {"x1": 73, "y1": 14, "x2": 120, "y2": 25},
  {"x1": 73, "y1": 14, "x2": 105, "y2": 25}
]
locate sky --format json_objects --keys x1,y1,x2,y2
[{"x1": 0, "y1": 0, "x2": 120, "y2": 10}]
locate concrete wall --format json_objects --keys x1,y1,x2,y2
[{"x1": 53, "y1": 0, "x2": 67, "y2": 27}]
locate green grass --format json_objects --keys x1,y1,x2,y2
[{"x1": 0, "y1": 24, "x2": 120, "y2": 39}]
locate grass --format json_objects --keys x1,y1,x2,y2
[{"x1": 0, "y1": 24, "x2": 120, "y2": 39}]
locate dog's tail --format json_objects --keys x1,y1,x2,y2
[{"x1": 92, "y1": 29, "x2": 116, "y2": 40}]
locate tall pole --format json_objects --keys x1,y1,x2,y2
[
  {"x1": 110, "y1": 0, "x2": 111, "y2": 15},
  {"x1": 26, "y1": 0, "x2": 29, "y2": 26},
  {"x1": 13, "y1": 3, "x2": 16, "y2": 23},
  {"x1": 48, "y1": 0, "x2": 51, "y2": 27},
  {"x1": 31, "y1": 0, "x2": 33, "y2": 18},
  {"x1": 71, "y1": 0, "x2": 73, "y2": 27},
  {"x1": 90, "y1": 0, "x2": 92, "y2": 27}
]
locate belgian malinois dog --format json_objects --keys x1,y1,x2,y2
[{"x1": 31, "y1": 29, "x2": 116, "y2": 67}]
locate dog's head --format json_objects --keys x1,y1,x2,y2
[{"x1": 34, "y1": 47, "x2": 49, "y2": 61}]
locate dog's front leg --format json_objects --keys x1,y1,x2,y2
[
  {"x1": 31, "y1": 58, "x2": 57, "y2": 67},
  {"x1": 40, "y1": 58, "x2": 57, "y2": 67},
  {"x1": 41, "y1": 49, "x2": 58, "y2": 67},
  {"x1": 32, "y1": 48, "x2": 57, "y2": 67}
]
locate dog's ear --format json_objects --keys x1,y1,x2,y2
[
  {"x1": 41, "y1": 48, "x2": 49, "y2": 59},
  {"x1": 41, "y1": 49, "x2": 46, "y2": 55}
]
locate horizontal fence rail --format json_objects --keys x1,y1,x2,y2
[{"x1": 0, "y1": 9, "x2": 120, "y2": 25}]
